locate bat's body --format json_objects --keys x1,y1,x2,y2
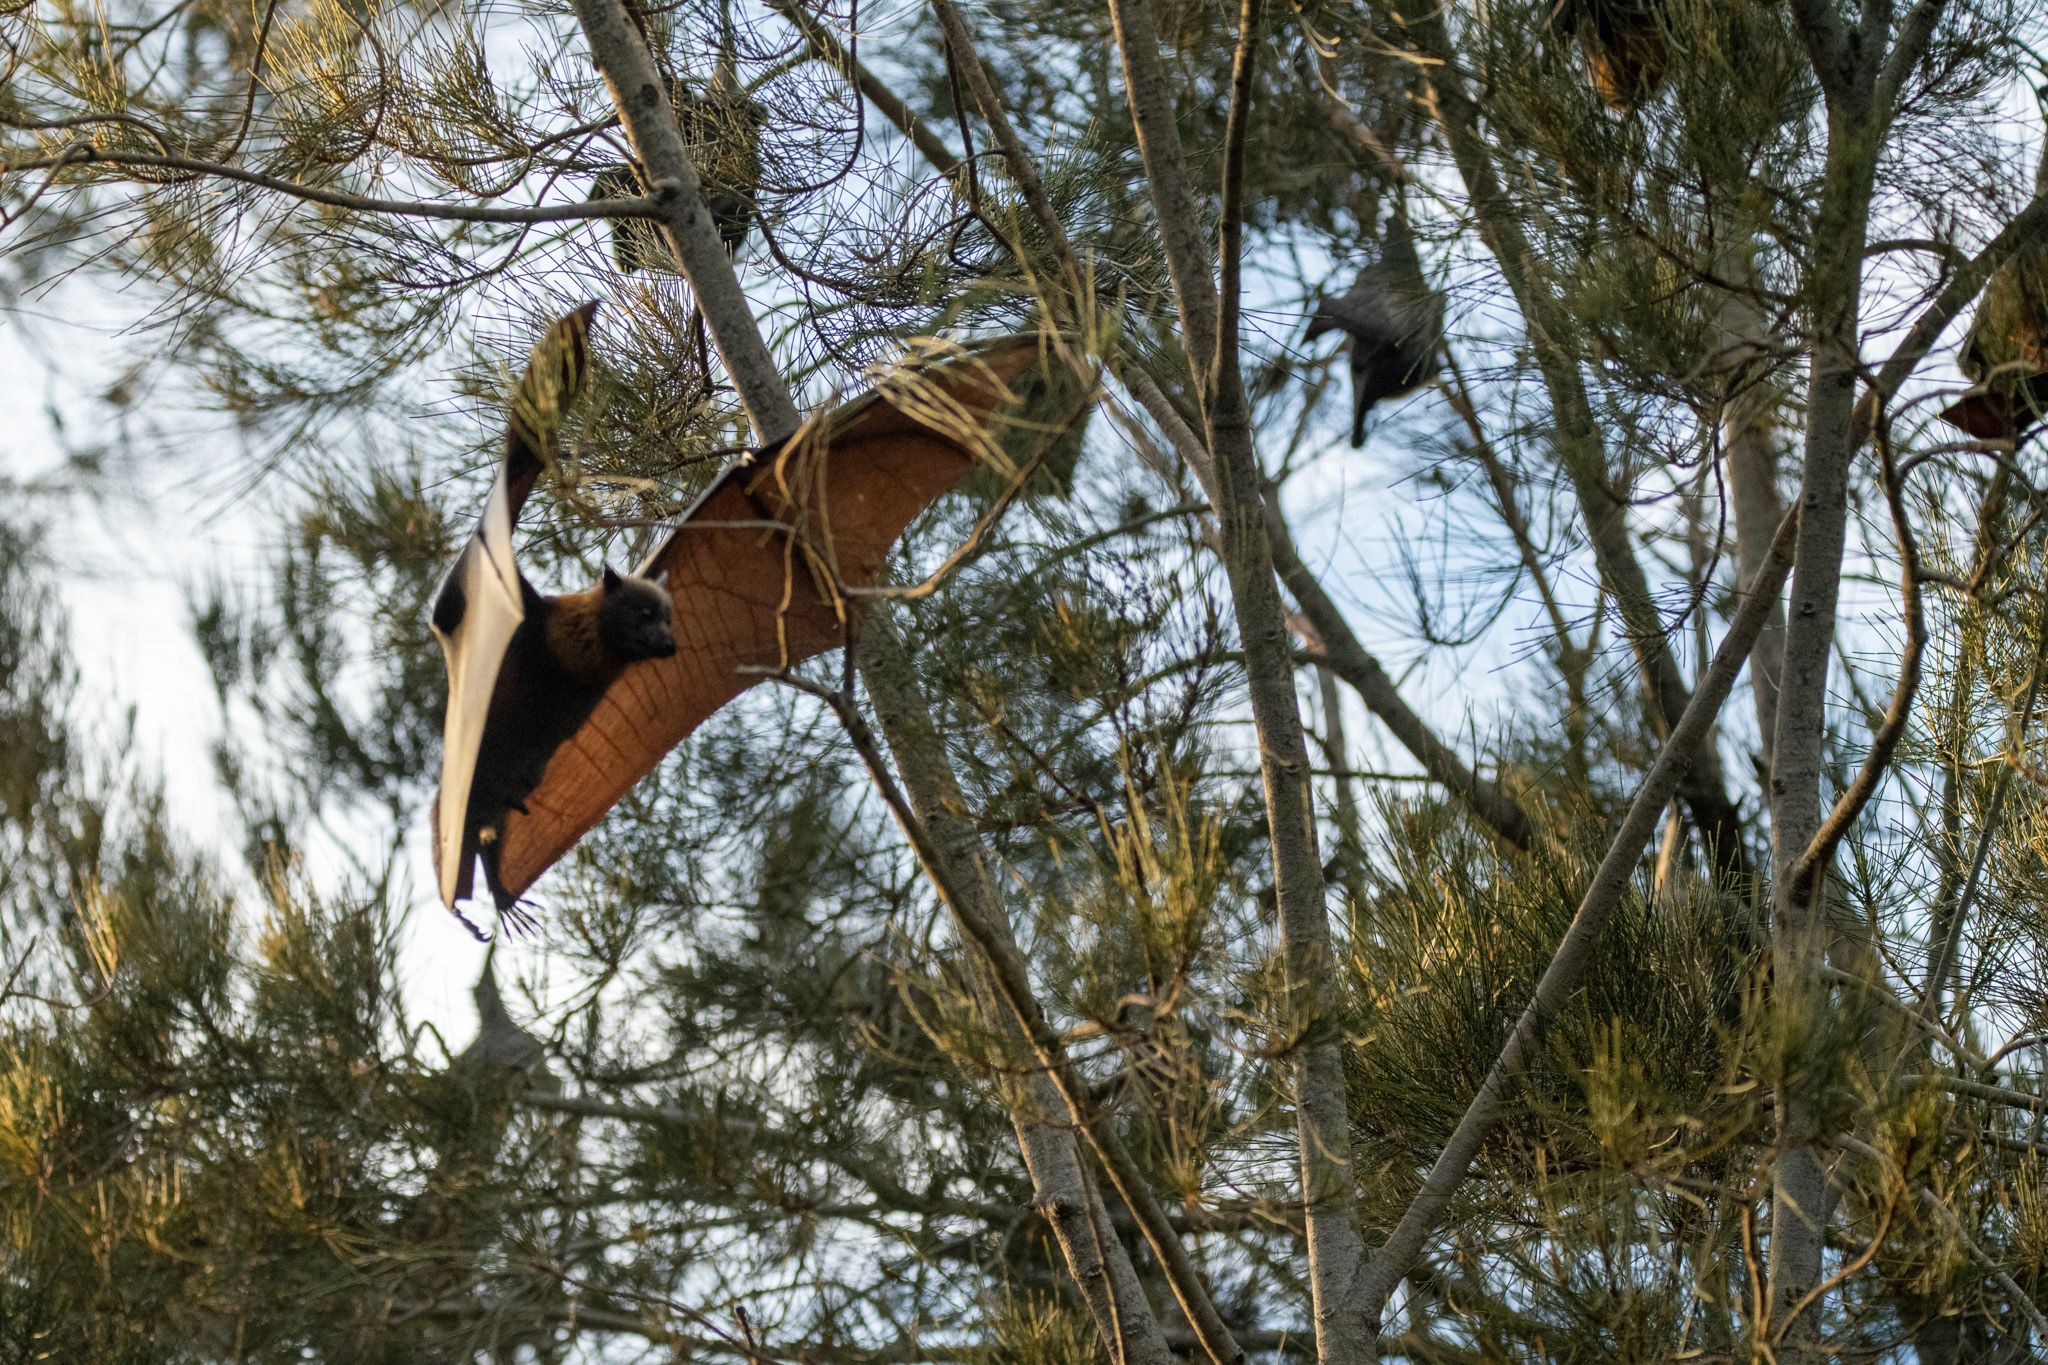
[
  {"x1": 449, "y1": 572, "x2": 677, "y2": 910},
  {"x1": 1306, "y1": 216, "x2": 1443, "y2": 448},
  {"x1": 431, "y1": 309, "x2": 1075, "y2": 929},
  {"x1": 1552, "y1": 0, "x2": 1668, "y2": 112},
  {"x1": 1939, "y1": 144, "x2": 2048, "y2": 445}
]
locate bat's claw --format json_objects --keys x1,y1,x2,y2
[
  {"x1": 449, "y1": 903, "x2": 494, "y2": 943},
  {"x1": 497, "y1": 899, "x2": 542, "y2": 938}
]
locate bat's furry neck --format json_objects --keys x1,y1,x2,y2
[{"x1": 541, "y1": 576, "x2": 671, "y2": 686}]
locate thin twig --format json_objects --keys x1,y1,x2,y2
[{"x1": 1, "y1": 142, "x2": 649, "y2": 224}]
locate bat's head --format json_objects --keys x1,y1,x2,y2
[{"x1": 598, "y1": 565, "x2": 678, "y2": 661}]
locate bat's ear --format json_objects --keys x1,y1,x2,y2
[{"x1": 602, "y1": 563, "x2": 622, "y2": 592}]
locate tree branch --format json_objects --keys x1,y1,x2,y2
[
  {"x1": 1105, "y1": 0, "x2": 1219, "y2": 382},
  {"x1": 852, "y1": 622, "x2": 1236, "y2": 1365},
  {"x1": 1923, "y1": 577, "x2": 2048, "y2": 1022},
  {"x1": 0, "y1": 143, "x2": 651, "y2": 225},
  {"x1": 1120, "y1": 367, "x2": 1540, "y2": 851},
  {"x1": 1854, "y1": 188, "x2": 2048, "y2": 446},
  {"x1": 1876, "y1": 0, "x2": 1951, "y2": 116},
  {"x1": 1350, "y1": 504, "x2": 1800, "y2": 1330},
  {"x1": 567, "y1": 0, "x2": 801, "y2": 443},
  {"x1": 1764, "y1": 41, "x2": 1885, "y2": 1340},
  {"x1": 1106, "y1": 2, "x2": 1374, "y2": 1353},
  {"x1": 1263, "y1": 501, "x2": 1536, "y2": 851},
  {"x1": 926, "y1": 0, "x2": 1077, "y2": 279},
  {"x1": 761, "y1": 0, "x2": 964, "y2": 176}
]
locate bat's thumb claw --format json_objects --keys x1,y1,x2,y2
[{"x1": 450, "y1": 904, "x2": 494, "y2": 943}]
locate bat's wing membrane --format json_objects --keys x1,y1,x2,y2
[
  {"x1": 489, "y1": 334, "x2": 1059, "y2": 905},
  {"x1": 1938, "y1": 393, "x2": 2019, "y2": 442},
  {"x1": 430, "y1": 304, "x2": 597, "y2": 910}
]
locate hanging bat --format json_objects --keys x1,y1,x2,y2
[
  {"x1": 1940, "y1": 189, "x2": 2048, "y2": 442},
  {"x1": 1550, "y1": 0, "x2": 1669, "y2": 113},
  {"x1": 1305, "y1": 210, "x2": 1444, "y2": 448},
  {"x1": 431, "y1": 311, "x2": 1070, "y2": 932},
  {"x1": 586, "y1": 20, "x2": 763, "y2": 269}
]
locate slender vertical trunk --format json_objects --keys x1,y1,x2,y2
[
  {"x1": 860, "y1": 627, "x2": 1182, "y2": 1365},
  {"x1": 1726, "y1": 407, "x2": 1787, "y2": 758},
  {"x1": 1103, "y1": 0, "x2": 1372, "y2": 1355},
  {"x1": 1765, "y1": 116, "x2": 1879, "y2": 1354},
  {"x1": 1712, "y1": 242, "x2": 1789, "y2": 761}
]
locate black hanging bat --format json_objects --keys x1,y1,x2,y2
[
  {"x1": 431, "y1": 311, "x2": 1070, "y2": 930},
  {"x1": 1305, "y1": 212, "x2": 1444, "y2": 448},
  {"x1": 1550, "y1": 0, "x2": 1669, "y2": 113},
  {"x1": 586, "y1": 63, "x2": 764, "y2": 269}
]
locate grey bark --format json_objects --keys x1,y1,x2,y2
[
  {"x1": 1763, "y1": 14, "x2": 1884, "y2": 1344},
  {"x1": 1104, "y1": 0, "x2": 1372, "y2": 1354},
  {"x1": 1709, "y1": 245, "x2": 1789, "y2": 758},
  {"x1": 1104, "y1": 0, "x2": 1221, "y2": 377}
]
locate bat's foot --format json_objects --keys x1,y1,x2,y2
[
  {"x1": 497, "y1": 899, "x2": 542, "y2": 938},
  {"x1": 448, "y1": 904, "x2": 493, "y2": 943}
]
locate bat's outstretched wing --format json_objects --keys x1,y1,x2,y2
[
  {"x1": 486, "y1": 334, "x2": 1068, "y2": 907},
  {"x1": 430, "y1": 304, "x2": 597, "y2": 910},
  {"x1": 1937, "y1": 379, "x2": 2048, "y2": 444},
  {"x1": 1938, "y1": 393, "x2": 2020, "y2": 442}
]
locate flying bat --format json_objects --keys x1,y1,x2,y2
[
  {"x1": 1306, "y1": 211, "x2": 1444, "y2": 448},
  {"x1": 431, "y1": 311, "x2": 1072, "y2": 932},
  {"x1": 429, "y1": 303, "x2": 680, "y2": 932}
]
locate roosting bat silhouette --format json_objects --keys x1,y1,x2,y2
[
  {"x1": 1940, "y1": 138, "x2": 2048, "y2": 445},
  {"x1": 1305, "y1": 209, "x2": 1444, "y2": 449},
  {"x1": 430, "y1": 306, "x2": 1062, "y2": 933},
  {"x1": 1550, "y1": 0, "x2": 1669, "y2": 113}
]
